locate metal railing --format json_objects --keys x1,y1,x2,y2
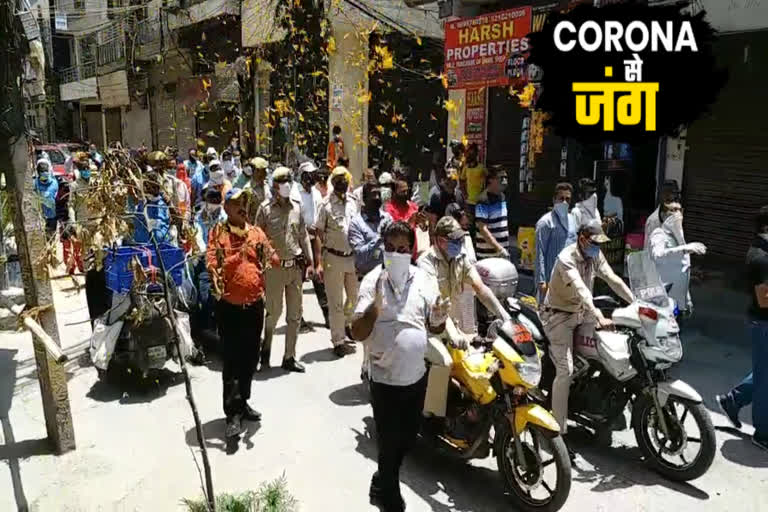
[
  {"x1": 136, "y1": 15, "x2": 162, "y2": 45},
  {"x1": 97, "y1": 37, "x2": 125, "y2": 66},
  {"x1": 58, "y1": 61, "x2": 97, "y2": 83}
]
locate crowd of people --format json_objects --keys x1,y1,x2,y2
[{"x1": 32, "y1": 126, "x2": 768, "y2": 512}]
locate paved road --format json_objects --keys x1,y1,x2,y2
[{"x1": 0, "y1": 283, "x2": 766, "y2": 511}]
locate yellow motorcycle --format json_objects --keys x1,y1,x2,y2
[{"x1": 424, "y1": 318, "x2": 572, "y2": 512}]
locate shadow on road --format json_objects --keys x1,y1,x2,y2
[
  {"x1": 351, "y1": 415, "x2": 515, "y2": 512},
  {"x1": 300, "y1": 348, "x2": 341, "y2": 364},
  {"x1": 185, "y1": 418, "x2": 261, "y2": 456},
  {"x1": 567, "y1": 427, "x2": 710, "y2": 500},
  {"x1": 720, "y1": 437, "x2": 768, "y2": 468},
  {"x1": 329, "y1": 382, "x2": 370, "y2": 407},
  {"x1": 85, "y1": 367, "x2": 183, "y2": 404},
  {"x1": 1, "y1": 348, "x2": 48, "y2": 512}
]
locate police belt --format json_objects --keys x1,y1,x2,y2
[{"x1": 324, "y1": 247, "x2": 353, "y2": 258}]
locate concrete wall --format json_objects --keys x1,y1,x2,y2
[
  {"x1": 122, "y1": 99, "x2": 151, "y2": 148},
  {"x1": 328, "y1": 21, "x2": 370, "y2": 182}
]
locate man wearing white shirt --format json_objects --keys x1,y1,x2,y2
[
  {"x1": 644, "y1": 180, "x2": 680, "y2": 250},
  {"x1": 296, "y1": 160, "x2": 329, "y2": 329}
]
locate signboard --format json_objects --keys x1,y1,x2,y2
[
  {"x1": 55, "y1": 13, "x2": 68, "y2": 31},
  {"x1": 464, "y1": 88, "x2": 486, "y2": 160},
  {"x1": 444, "y1": 6, "x2": 532, "y2": 90}
]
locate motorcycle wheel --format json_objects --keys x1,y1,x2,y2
[
  {"x1": 495, "y1": 423, "x2": 571, "y2": 512},
  {"x1": 632, "y1": 393, "x2": 716, "y2": 481}
]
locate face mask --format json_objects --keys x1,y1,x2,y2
[
  {"x1": 381, "y1": 188, "x2": 392, "y2": 202},
  {"x1": 204, "y1": 202, "x2": 221, "y2": 214},
  {"x1": 553, "y1": 200, "x2": 569, "y2": 225},
  {"x1": 243, "y1": 166, "x2": 254, "y2": 177},
  {"x1": 663, "y1": 211, "x2": 685, "y2": 245},
  {"x1": 149, "y1": 194, "x2": 162, "y2": 202},
  {"x1": 444, "y1": 239, "x2": 463, "y2": 259},
  {"x1": 334, "y1": 181, "x2": 348, "y2": 194},
  {"x1": 222, "y1": 160, "x2": 234, "y2": 172},
  {"x1": 38, "y1": 171, "x2": 50, "y2": 183},
  {"x1": 365, "y1": 198, "x2": 382, "y2": 213},
  {"x1": 278, "y1": 182, "x2": 292, "y2": 198},
  {"x1": 80, "y1": 169, "x2": 91, "y2": 180},
  {"x1": 384, "y1": 251, "x2": 411, "y2": 292},
  {"x1": 583, "y1": 241, "x2": 600, "y2": 259},
  {"x1": 228, "y1": 222, "x2": 248, "y2": 237}
]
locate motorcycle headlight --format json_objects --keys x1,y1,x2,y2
[{"x1": 515, "y1": 361, "x2": 541, "y2": 387}]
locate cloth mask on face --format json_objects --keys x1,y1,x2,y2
[
  {"x1": 243, "y1": 166, "x2": 254, "y2": 177},
  {"x1": 553, "y1": 200, "x2": 569, "y2": 227},
  {"x1": 444, "y1": 239, "x2": 463, "y2": 259},
  {"x1": 278, "y1": 182, "x2": 292, "y2": 198},
  {"x1": 384, "y1": 251, "x2": 411, "y2": 293},
  {"x1": 149, "y1": 194, "x2": 162, "y2": 202},
  {"x1": 380, "y1": 188, "x2": 392, "y2": 203},
  {"x1": 38, "y1": 171, "x2": 50, "y2": 183},
  {"x1": 222, "y1": 160, "x2": 234, "y2": 172},
  {"x1": 663, "y1": 211, "x2": 686, "y2": 245},
  {"x1": 584, "y1": 242, "x2": 600, "y2": 259},
  {"x1": 80, "y1": 169, "x2": 91, "y2": 180},
  {"x1": 204, "y1": 202, "x2": 221, "y2": 215},
  {"x1": 334, "y1": 181, "x2": 349, "y2": 194}
]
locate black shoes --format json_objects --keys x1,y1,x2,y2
[
  {"x1": 716, "y1": 393, "x2": 742, "y2": 429},
  {"x1": 369, "y1": 472, "x2": 405, "y2": 511},
  {"x1": 299, "y1": 317, "x2": 314, "y2": 333},
  {"x1": 333, "y1": 344, "x2": 356, "y2": 357},
  {"x1": 282, "y1": 358, "x2": 306, "y2": 373},
  {"x1": 243, "y1": 404, "x2": 262, "y2": 422},
  {"x1": 225, "y1": 415, "x2": 242, "y2": 438},
  {"x1": 561, "y1": 434, "x2": 577, "y2": 462}
]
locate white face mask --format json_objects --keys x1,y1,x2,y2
[
  {"x1": 381, "y1": 188, "x2": 392, "y2": 203},
  {"x1": 278, "y1": 182, "x2": 292, "y2": 198},
  {"x1": 553, "y1": 200, "x2": 569, "y2": 226},
  {"x1": 204, "y1": 202, "x2": 221, "y2": 214},
  {"x1": 243, "y1": 166, "x2": 253, "y2": 177},
  {"x1": 383, "y1": 251, "x2": 411, "y2": 292},
  {"x1": 663, "y1": 211, "x2": 685, "y2": 245},
  {"x1": 222, "y1": 160, "x2": 234, "y2": 172}
]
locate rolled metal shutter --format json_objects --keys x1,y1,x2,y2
[{"x1": 682, "y1": 31, "x2": 768, "y2": 265}]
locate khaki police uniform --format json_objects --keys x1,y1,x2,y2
[
  {"x1": 256, "y1": 195, "x2": 312, "y2": 362},
  {"x1": 417, "y1": 246, "x2": 476, "y2": 417},
  {"x1": 244, "y1": 181, "x2": 270, "y2": 224},
  {"x1": 314, "y1": 192, "x2": 359, "y2": 347},
  {"x1": 542, "y1": 244, "x2": 633, "y2": 433}
]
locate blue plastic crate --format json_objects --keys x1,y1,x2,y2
[{"x1": 105, "y1": 243, "x2": 185, "y2": 293}]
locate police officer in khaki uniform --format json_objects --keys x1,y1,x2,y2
[
  {"x1": 256, "y1": 167, "x2": 314, "y2": 372},
  {"x1": 313, "y1": 166, "x2": 359, "y2": 357},
  {"x1": 241, "y1": 157, "x2": 271, "y2": 224},
  {"x1": 542, "y1": 220, "x2": 634, "y2": 449}
]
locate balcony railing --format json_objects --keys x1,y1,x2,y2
[
  {"x1": 59, "y1": 61, "x2": 96, "y2": 84},
  {"x1": 136, "y1": 15, "x2": 161, "y2": 46},
  {"x1": 97, "y1": 37, "x2": 125, "y2": 67}
]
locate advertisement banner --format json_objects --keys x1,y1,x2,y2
[
  {"x1": 444, "y1": 7, "x2": 532, "y2": 90},
  {"x1": 464, "y1": 88, "x2": 487, "y2": 160}
]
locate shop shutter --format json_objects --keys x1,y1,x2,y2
[{"x1": 682, "y1": 32, "x2": 768, "y2": 265}]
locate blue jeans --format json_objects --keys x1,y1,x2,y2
[
  {"x1": 191, "y1": 259, "x2": 216, "y2": 336},
  {"x1": 731, "y1": 320, "x2": 768, "y2": 439}
]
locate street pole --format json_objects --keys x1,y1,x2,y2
[{"x1": 0, "y1": 0, "x2": 75, "y2": 454}]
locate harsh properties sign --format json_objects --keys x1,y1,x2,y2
[{"x1": 444, "y1": 7, "x2": 532, "y2": 90}]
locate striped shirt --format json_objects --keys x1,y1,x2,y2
[{"x1": 475, "y1": 194, "x2": 510, "y2": 259}]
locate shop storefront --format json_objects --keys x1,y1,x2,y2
[{"x1": 681, "y1": 30, "x2": 768, "y2": 268}]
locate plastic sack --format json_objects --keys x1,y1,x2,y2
[
  {"x1": 90, "y1": 317, "x2": 124, "y2": 370},
  {"x1": 173, "y1": 310, "x2": 195, "y2": 361}
]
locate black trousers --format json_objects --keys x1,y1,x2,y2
[
  {"x1": 312, "y1": 276, "x2": 329, "y2": 326},
  {"x1": 217, "y1": 299, "x2": 264, "y2": 418},
  {"x1": 85, "y1": 268, "x2": 110, "y2": 326},
  {"x1": 370, "y1": 374, "x2": 427, "y2": 511}
]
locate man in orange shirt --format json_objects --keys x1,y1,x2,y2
[
  {"x1": 327, "y1": 124, "x2": 346, "y2": 170},
  {"x1": 207, "y1": 188, "x2": 279, "y2": 438}
]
